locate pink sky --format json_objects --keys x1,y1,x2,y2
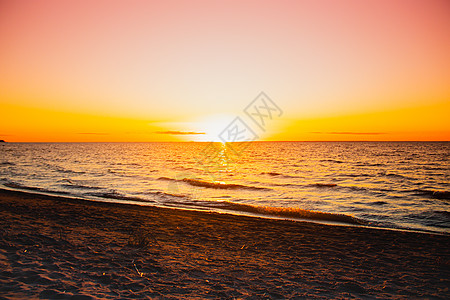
[{"x1": 1, "y1": 0, "x2": 449, "y2": 141}]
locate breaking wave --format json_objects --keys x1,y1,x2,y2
[
  {"x1": 158, "y1": 177, "x2": 268, "y2": 190},
  {"x1": 4, "y1": 181, "x2": 43, "y2": 191},
  {"x1": 182, "y1": 178, "x2": 268, "y2": 190},
  {"x1": 85, "y1": 191, "x2": 155, "y2": 202},
  {"x1": 86, "y1": 190, "x2": 188, "y2": 202},
  {"x1": 2, "y1": 180, "x2": 71, "y2": 195},
  {"x1": 184, "y1": 200, "x2": 364, "y2": 225}
]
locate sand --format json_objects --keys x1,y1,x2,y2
[{"x1": 0, "y1": 188, "x2": 448, "y2": 299}]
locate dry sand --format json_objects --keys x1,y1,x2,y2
[{"x1": 0, "y1": 188, "x2": 448, "y2": 299}]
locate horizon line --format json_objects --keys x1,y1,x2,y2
[{"x1": 1, "y1": 140, "x2": 449, "y2": 143}]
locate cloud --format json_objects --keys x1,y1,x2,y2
[
  {"x1": 155, "y1": 131, "x2": 205, "y2": 135},
  {"x1": 77, "y1": 132, "x2": 109, "y2": 135},
  {"x1": 311, "y1": 132, "x2": 386, "y2": 135}
]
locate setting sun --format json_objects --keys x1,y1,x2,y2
[{"x1": 189, "y1": 114, "x2": 236, "y2": 142}]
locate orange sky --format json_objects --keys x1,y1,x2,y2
[{"x1": 0, "y1": 0, "x2": 449, "y2": 142}]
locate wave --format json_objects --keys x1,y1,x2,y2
[
  {"x1": 261, "y1": 172, "x2": 282, "y2": 176},
  {"x1": 182, "y1": 178, "x2": 268, "y2": 190},
  {"x1": 320, "y1": 159, "x2": 344, "y2": 164},
  {"x1": 58, "y1": 178, "x2": 73, "y2": 184},
  {"x1": 307, "y1": 183, "x2": 371, "y2": 194},
  {"x1": 48, "y1": 165, "x2": 86, "y2": 175},
  {"x1": 2, "y1": 180, "x2": 71, "y2": 195},
  {"x1": 369, "y1": 201, "x2": 388, "y2": 206},
  {"x1": 309, "y1": 183, "x2": 338, "y2": 188},
  {"x1": 404, "y1": 210, "x2": 450, "y2": 229},
  {"x1": 3, "y1": 181, "x2": 42, "y2": 191},
  {"x1": 355, "y1": 162, "x2": 385, "y2": 167},
  {"x1": 60, "y1": 183, "x2": 102, "y2": 190},
  {"x1": 158, "y1": 177, "x2": 268, "y2": 190},
  {"x1": 154, "y1": 191, "x2": 188, "y2": 199},
  {"x1": 0, "y1": 162, "x2": 15, "y2": 166},
  {"x1": 433, "y1": 210, "x2": 450, "y2": 217},
  {"x1": 275, "y1": 182, "x2": 370, "y2": 192},
  {"x1": 342, "y1": 173, "x2": 373, "y2": 178},
  {"x1": 85, "y1": 189, "x2": 188, "y2": 203},
  {"x1": 85, "y1": 191, "x2": 155, "y2": 202},
  {"x1": 413, "y1": 189, "x2": 450, "y2": 201},
  {"x1": 187, "y1": 201, "x2": 364, "y2": 225},
  {"x1": 422, "y1": 166, "x2": 449, "y2": 171},
  {"x1": 260, "y1": 172, "x2": 298, "y2": 179},
  {"x1": 379, "y1": 172, "x2": 410, "y2": 179},
  {"x1": 271, "y1": 183, "x2": 303, "y2": 187},
  {"x1": 342, "y1": 185, "x2": 369, "y2": 192},
  {"x1": 113, "y1": 162, "x2": 141, "y2": 166},
  {"x1": 2, "y1": 178, "x2": 184, "y2": 205},
  {"x1": 158, "y1": 176, "x2": 176, "y2": 181}
]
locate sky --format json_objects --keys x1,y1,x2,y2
[{"x1": 0, "y1": 0, "x2": 449, "y2": 142}]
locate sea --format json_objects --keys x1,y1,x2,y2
[{"x1": 0, "y1": 142, "x2": 448, "y2": 233}]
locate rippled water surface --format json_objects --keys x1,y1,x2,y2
[{"x1": 1, "y1": 142, "x2": 448, "y2": 233}]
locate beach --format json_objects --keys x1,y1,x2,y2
[{"x1": 0, "y1": 188, "x2": 448, "y2": 299}]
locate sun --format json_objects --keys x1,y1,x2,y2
[{"x1": 189, "y1": 114, "x2": 235, "y2": 142}]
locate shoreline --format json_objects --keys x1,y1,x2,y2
[
  {"x1": 1, "y1": 185, "x2": 446, "y2": 236},
  {"x1": 1, "y1": 188, "x2": 449, "y2": 298}
]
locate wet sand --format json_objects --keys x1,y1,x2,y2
[{"x1": 0, "y1": 188, "x2": 448, "y2": 299}]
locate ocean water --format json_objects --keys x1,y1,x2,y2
[{"x1": 0, "y1": 142, "x2": 448, "y2": 233}]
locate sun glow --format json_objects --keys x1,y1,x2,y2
[{"x1": 188, "y1": 114, "x2": 236, "y2": 142}]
